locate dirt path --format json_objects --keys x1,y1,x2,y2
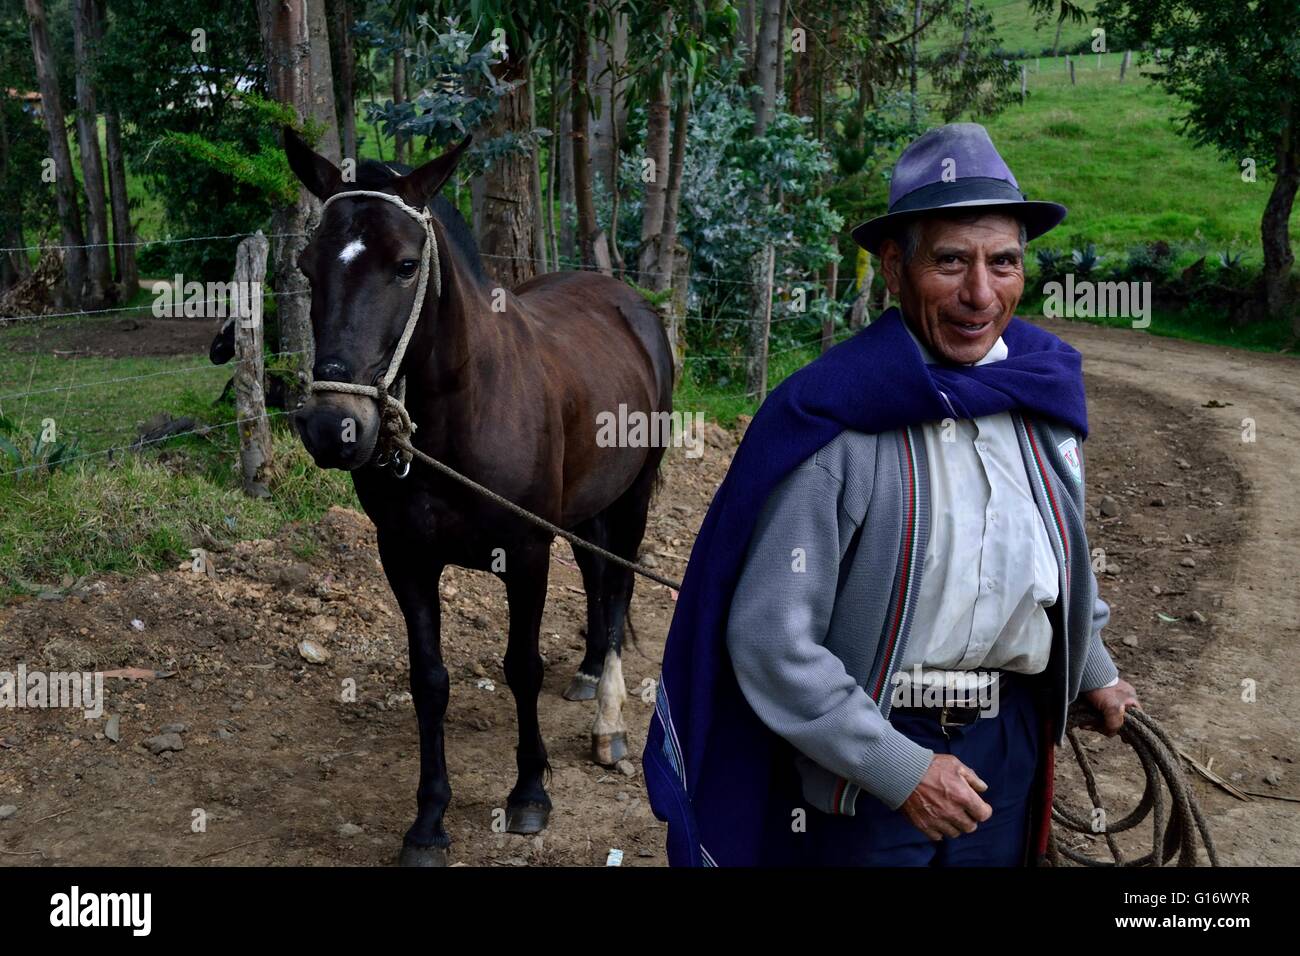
[
  {"x1": 1041, "y1": 319, "x2": 1300, "y2": 866},
  {"x1": 0, "y1": 319, "x2": 1295, "y2": 866}
]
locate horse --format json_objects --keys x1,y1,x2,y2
[{"x1": 282, "y1": 128, "x2": 674, "y2": 866}]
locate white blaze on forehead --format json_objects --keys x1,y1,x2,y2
[{"x1": 338, "y1": 238, "x2": 366, "y2": 265}]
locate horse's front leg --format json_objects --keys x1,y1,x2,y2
[
  {"x1": 499, "y1": 537, "x2": 553, "y2": 834},
  {"x1": 377, "y1": 532, "x2": 452, "y2": 867}
]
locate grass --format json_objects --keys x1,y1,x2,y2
[{"x1": 0, "y1": 428, "x2": 357, "y2": 603}]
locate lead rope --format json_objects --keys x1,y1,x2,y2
[{"x1": 1049, "y1": 705, "x2": 1219, "y2": 866}]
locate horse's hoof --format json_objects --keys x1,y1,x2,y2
[
  {"x1": 397, "y1": 843, "x2": 449, "y2": 867},
  {"x1": 592, "y1": 731, "x2": 628, "y2": 766},
  {"x1": 505, "y1": 801, "x2": 551, "y2": 834},
  {"x1": 562, "y1": 673, "x2": 599, "y2": 701}
]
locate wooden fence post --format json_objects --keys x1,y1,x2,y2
[
  {"x1": 746, "y1": 243, "x2": 775, "y2": 400},
  {"x1": 1120, "y1": 50, "x2": 1131, "y2": 81},
  {"x1": 1068, "y1": 56, "x2": 1076, "y2": 85},
  {"x1": 1021, "y1": 65, "x2": 1028, "y2": 104},
  {"x1": 821, "y1": 259, "x2": 838, "y2": 354},
  {"x1": 668, "y1": 242, "x2": 690, "y2": 384},
  {"x1": 234, "y1": 230, "x2": 272, "y2": 498}
]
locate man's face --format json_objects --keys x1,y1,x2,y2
[{"x1": 881, "y1": 213, "x2": 1025, "y2": 365}]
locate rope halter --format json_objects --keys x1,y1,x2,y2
[{"x1": 308, "y1": 189, "x2": 441, "y2": 473}]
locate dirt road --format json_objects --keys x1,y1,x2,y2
[
  {"x1": 0, "y1": 318, "x2": 1296, "y2": 866},
  {"x1": 1042, "y1": 319, "x2": 1300, "y2": 866}
]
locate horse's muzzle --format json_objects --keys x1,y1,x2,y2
[{"x1": 294, "y1": 394, "x2": 380, "y2": 471}]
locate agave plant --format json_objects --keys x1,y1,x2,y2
[
  {"x1": 0, "y1": 414, "x2": 81, "y2": 481},
  {"x1": 1070, "y1": 243, "x2": 1104, "y2": 277},
  {"x1": 1218, "y1": 247, "x2": 1244, "y2": 271}
]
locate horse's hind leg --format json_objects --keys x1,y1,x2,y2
[
  {"x1": 500, "y1": 536, "x2": 554, "y2": 834},
  {"x1": 563, "y1": 515, "x2": 609, "y2": 702},
  {"x1": 377, "y1": 533, "x2": 452, "y2": 867},
  {"x1": 590, "y1": 459, "x2": 660, "y2": 766}
]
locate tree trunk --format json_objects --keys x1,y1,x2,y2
[
  {"x1": 571, "y1": 24, "x2": 604, "y2": 272},
  {"x1": 71, "y1": 0, "x2": 111, "y2": 305},
  {"x1": 479, "y1": 52, "x2": 538, "y2": 286},
  {"x1": 329, "y1": 0, "x2": 357, "y2": 164},
  {"x1": 1261, "y1": 111, "x2": 1298, "y2": 329},
  {"x1": 545, "y1": 61, "x2": 561, "y2": 270},
  {"x1": 306, "y1": 0, "x2": 339, "y2": 164},
  {"x1": 557, "y1": 91, "x2": 575, "y2": 264},
  {"x1": 1051, "y1": 17, "x2": 1064, "y2": 57},
  {"x1": 0, "y1": 94, "x2": 31, "y2": 290},
  {"x1": 738, "y1": 0, "x2": 756, "y2": 79},
  {"x1": 909, "y1": 0, "x2": 923, "y2": 127},
  {"x1": 653, "y1": 83, "x2": 690, "y2": 295},
  {"x1": 529, "y1": 57, "x2": 547, "y2": 273},
  {"x1": 257, "y1": 0, "x2": 317, "y2": 400},
  {"x1": 638, "y1": 62, "x2": 671, "y2": 282},
  {"x1": 752, "y1": 0, "x2": 782, "y2": 135},
  {"x1": 957, "y1": 0, "x2": 973, "y2": 67},
  {"x1": 24, "y1": 0, "x2": 87, "y2": 307},
  {"x1": 392, "y1": 44, "x2": 407, "y2": 164},
  {"x1": 97, "y1": 0, "x2": 135, "y2": 293},
  {"x1": 103, "y1": 107, "x2": 135, "y2": 292}
]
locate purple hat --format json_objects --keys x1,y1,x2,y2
[{"x1": 850, "y1": 123, "x2": 1067, "y2": 255}]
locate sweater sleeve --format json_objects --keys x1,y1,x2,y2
[
  {"x1": 724, "y1": 448, "x2": 934, "y2": 810},
  {"x1": 1078, "y1": 581, "x2": 1120, "y2": 692}
]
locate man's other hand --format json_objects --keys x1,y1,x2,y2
[
  {"x1": 1080, "y1": 678, "x2": 1140, "y2": 736},
  {"x1": 901, "y1": 754, "x2": 992, "y2": 840}
]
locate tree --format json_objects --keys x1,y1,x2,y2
[
  {"x1": 23, "y1": 0, "x2": 86, "y2": 307},
  {"x1": 1098, "y1": 0, "x2": 1300, "y2": 330},
  {"x1": 71, "y1": 0, "x2": 111, "y2": 305},
  {"x1": 256, "y1": 0, "x2": 338, "y2": 396}
]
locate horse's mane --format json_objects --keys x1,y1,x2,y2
[{"x1": 355, "y1": 158, "x2": 489, "y2": 283}]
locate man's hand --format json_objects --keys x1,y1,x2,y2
[
  {"x1": 1080, "y1": 678, "x2": 1140, "y2": 736},
  {"x1": 900, "y1": 754, "x2": 992, "y2": 840}
]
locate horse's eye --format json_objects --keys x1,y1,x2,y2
[{"x1": 397, "y1": 259, "x2": 419, "y2": 279}]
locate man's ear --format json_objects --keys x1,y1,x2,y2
[
  {"x1": 283, "y1": 126, "x2": 343, "y2": 200},
  {"x1": 398, "y1": 135, "x2": 473, "y2": 210},
  {"x1": 880, "y1": 238, "x2": 904, "y2": 296}
]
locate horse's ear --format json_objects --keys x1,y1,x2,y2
[
  {"x1": 283, "y1": 126, "x2": 342, "y2": 200},
  {"x1": 401, "y1": 135, "x2": 472, "y2": 208}
]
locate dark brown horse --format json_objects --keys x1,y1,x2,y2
[{"x1": 281, "y1": 129, "x2": 673, "y2": 866}]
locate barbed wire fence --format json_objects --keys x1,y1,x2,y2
[{"x1": 1, "y1": 230, "x2": 866, "y2": 484}]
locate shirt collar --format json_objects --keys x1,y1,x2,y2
[{"x1": 903, "y1": 318, "x2": 1008, "y2": 367}]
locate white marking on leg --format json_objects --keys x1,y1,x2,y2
[
  {"x1": 338, "y1": 238, "x2": 366, "y2": 264},
  {"x1": 592, "y1": 646, "x2": 627, "y2": 738}
]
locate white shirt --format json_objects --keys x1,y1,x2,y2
[{"x1": 898, "y1": 324, "x2": 1059, "y2": 679}]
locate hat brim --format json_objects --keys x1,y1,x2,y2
[{"x1": 850, "y1": 200, "x2": 1068, "y2": 256}]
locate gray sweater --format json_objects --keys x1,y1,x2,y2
[{"x1": 724, "y1": 413, "x2": 1119, "y2": 816}]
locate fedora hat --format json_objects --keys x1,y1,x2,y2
[{"x1": 850, "y1": 123, "x2": 1067, "y2": 256}]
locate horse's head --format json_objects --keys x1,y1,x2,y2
[{"x1": 284, "y1": 126, "x2": 470, "y2": 470}]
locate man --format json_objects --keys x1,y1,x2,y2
[{"x1": 644, "y1": 123, "x2": 1139, "y2": 867}]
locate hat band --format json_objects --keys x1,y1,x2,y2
[{"x1": 890, "y1": 176, "x2": 1025, "y2": 214}]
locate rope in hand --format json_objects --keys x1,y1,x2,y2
[{"x1": 1049, "y1": 704, "x2": 1219, "y2": 866}]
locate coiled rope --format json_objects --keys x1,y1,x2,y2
[{"x1": 1049, "y1": 704, "x2": 1219, "y2": 866}]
